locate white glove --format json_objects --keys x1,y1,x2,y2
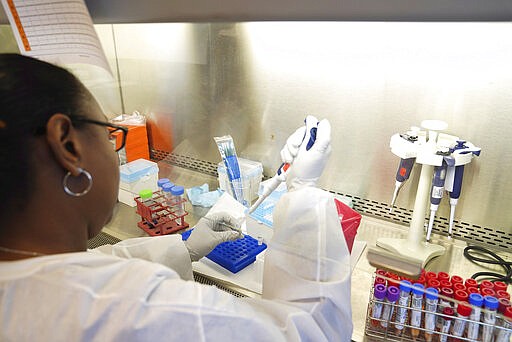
[
  {"x1": 184, "y1": 212, "x2": 243, "y2": 262},
  {"x1": 284, "y1": 115, "x2": 332, "y2": 190}
]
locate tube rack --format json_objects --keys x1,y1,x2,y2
[
  {"x1": 364, "y1": 272, "x2": 512, "y2": 342},
  {"x1": 134, "y1": 191, "x2": 189, "y2": 236}
]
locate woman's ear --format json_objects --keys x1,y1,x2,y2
[{"x1": 45, "y1": 114, "x2": 83, "y2": 176}]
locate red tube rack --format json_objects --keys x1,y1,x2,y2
[{"x1": 134, "y1": 191, "x2": 189, "y2": 236}]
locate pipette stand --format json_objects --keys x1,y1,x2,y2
[{"x1": 377, "y1": 120, "x2": 453, "y2": 268}]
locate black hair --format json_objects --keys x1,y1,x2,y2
[{"x1": 0, "y1": 53, "x2": 92, "y2": 219}]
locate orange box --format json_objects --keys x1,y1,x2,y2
[{"x1": 112, "y1": 124, "x2": 150, "y2": 163}]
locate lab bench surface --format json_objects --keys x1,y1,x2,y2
[{"x1": 93, "y1": 163, "x2": 511, "y2": 342}]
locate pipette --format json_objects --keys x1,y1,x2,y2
[
  {"x1": 426, "y1": 155, "x2": 455, "y2": 242},
  {"x1": 247, "y1": 118, "x2": 318, "y2": 215},
  {"x1": 390, "y1": 157, "x2": 415, "y2": 212},
  {"x1": 389, "y1": 130, "x2": 418, "y2": 212},
  {"x1": 447, "y1": 141, "x2": 481, "y2": 237}
]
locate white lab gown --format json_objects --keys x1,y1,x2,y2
[{"x1": 0, "y1": 187, "x2": 352, "y2": 341}]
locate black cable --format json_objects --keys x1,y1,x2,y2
[{"x1": 463, "y1": 245, "x2": 512, "y2": 284}]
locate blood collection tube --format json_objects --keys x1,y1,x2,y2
[
  {"x1": 466, "y1": 292, "x2": 484, "y2": 341},
  {"x1": 437, "y1": 272, "x2": 450, "y2": 282},
  {"x1": 497, "y1": 290, "x2": 510, "y2": 300},
  {"x1": 482, "y1": 295, "x2": 499, "y2": 342},
  {"x1": 380, "y1": 286, "x2": 399, "y2": 329},
  {"x1": 394, "y1": 280, "x2": 412, "y2": 336},
  {"x1": 496, "y1": 306, "x2": 512, "y2": 342},
  {"x1": 452, "y1": 283, "x2": 466, "y2": 292},
  {"x1": 495, "y1": 298, "x2": 511, "y2": 341},
  {"x1": 371, "y1": 284, "x2": 387, "y2": 327},
  {"x1": 413, "y1": 275, "x2": 426, "y2": 286},
  {"x1": 386, "y1": 272, "x2": 400, "y2": 288},
  {"x1": 480, "y1": 280, "x2": 494, "y2": 291},
  {"x1": 409, "y1": 283, "x2": 424, "y2": 339},
  {"x1": 427, "y1": 279, "x2": 441, "y2": 291},
  {"x1": 465, "y1": 278, "x2": 478, "y2": 289},
  {"x1": 481, "y1": 287, "x2": 496, "y2": 298},
  {"x1": 493, "y1": 281, "x2": 507, "y2": 293},
  {"x1": 453, "y1": 289, "x2": 468, "y2": 311},
  {"x1": 440, "y1": 280, "x2": 453, "y2": 290},
  {"x1": 375, "y1": 269, "x2": 387, "y2": 286},
  {"x1": 466, "y1": 287, "x2": 479, "y2": 295},
  {"x1": 425, "y1": 271, "x2": 437, "y2": 282},
  {"x1": 423, "y1": 287, "x2": 438, "y2": 342},
  {"x1": 451, "y1": 275, "x2": 463, "y2": 285},
  {"x1": 451, "y1": 301, "x2": 471, "y2": 341},
  {"x1": 436, "y1": 287, "x2": 454, "y2": 330},
  {"x1": 438, "y1": 307, "x2": 454, "y2": 342}
]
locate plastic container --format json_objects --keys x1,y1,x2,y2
[
  {"x1": 118, "y1": 159, "x2": 159, "y2": 206},
  {"x1": 162, "y1": 182, "x2": 174, "y2": 205},
  {"x1": 170, "y1": 185, "x2": 185, "y2": 217},
  {"x1": 218, "y1": 158, "x2": 263, "y2": 204},
  {"x1": 181, "y1": 229, "x2": 267, "y2": 273},
  {"x1": 157, "y1": 178, "x2": 171, "y2": 191}
]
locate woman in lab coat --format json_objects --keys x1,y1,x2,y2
[{"x1": 0, "y1": 53, "x2": 352, "y2": 341}]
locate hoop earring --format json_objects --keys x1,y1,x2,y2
[{"x1": 63, "y1": 168, "x2": 93, "y2": 197}]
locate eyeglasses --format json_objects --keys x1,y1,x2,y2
[{"x1": 72, "y1": 118, "x2": 128, "y2": 153}]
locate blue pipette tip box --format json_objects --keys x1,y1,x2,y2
[{"x1": 181, "y1": 229, "x2": 267, "y2": 273}]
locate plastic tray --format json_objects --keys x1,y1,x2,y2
[{"x1": 181, "y1": 229, "x2": 267, "y2": 273}]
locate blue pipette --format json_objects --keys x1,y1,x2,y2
[
  {"x1": 426, "y1": 155, "x2": 455, "y2": 242},
  {"x1": 447, "y1": 141, "x2": 481, "y2": 236},
  {"x1": 247, "y1": 118, "x2": 318, "y2": 214}
]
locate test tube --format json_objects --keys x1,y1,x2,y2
[
  {"x1": 496, "y1": 290, "x2": 511, "y2": 301},
  {"x1": 438, "y1": 307, "x2": 454, "y2": 342},
  {"x1": 464, "y1": 278, "x2": 478, "y2": 289},
  {"x1": 162, "y1": 182, "x2": 174, "y2": 206},
  {"x1": 409, "y1": 283, "x2": 424, "y2": 340},
  {"x1": 157, "y1": 178, "x2": 171, "y2": 192},
  {"x1": 437, "y1": 271, "x2": 450, "y2": 283},
  {"x1": 423, "y1": 287, "x2": 439, "y2": 342},
  {"x1": 496, "y1": 306, "x2": 512, "y2": 342},
  {"x1": 425, "y1": 271, "x2": 438, "y2": 282},
  {"x1": 466, "y1": 292, "x2": 484, "y2": 341},
  {"x1": 436, "y1": 287, "x2": 454, "y2": 330},
  {"x1": 493, "y1": 281, "x2": 508, "y2": 293},
  {"x1": 451, "y1": 301, "x2": 471, "y2": 341},
  {"x1": 394, "y1": 280, "x2": 412, "y2": 336},
  {"x1": 139, "y1": 189, "x2": 154, "y2": 204},
  {"x1": 427, "y1": 279, "x2": 441, "y2": 291},
  {"x1": 170, "y1": 185, "x2": 185, "y2": 217},
  {"x1": 481, "y1": 287, "x2": 496, "y2": 298},
  {"x1": 480, "y1": 280, "x2": 494, "y2": 291},
  {"x1": 452, "y1": 283, "x2": 466, "y2": 292},
  {"x1": 450, "y1": 275, "x2": 463, "y2": 285},
  {"x1": 371, "y1": 284, "x2": 387, "y2": 327},
  {"x1": 482, "y1": 295, "x2": 499, "y2": 342},
  {"x1": 453, "y1": 289, "x2": 468, "y2": 311},
  {"x1": 380, "y1": 286, "x2": 399, "y2": 329},
  {"x1": 495, "y1": 297, "x2": 511, "y2": 341}
]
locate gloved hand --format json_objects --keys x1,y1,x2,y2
[
  {"x1": 184, "y1": 212, "x2": 243, "y2": 262},
  {"x1": 283, "y1": 115, "x2": 332, "y2": 190}
]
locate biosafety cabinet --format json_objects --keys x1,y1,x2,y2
[{"x1": 1, "y1": 1, "x2": 512, "y2": 251}]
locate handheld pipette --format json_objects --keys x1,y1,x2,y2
[
  {"x1": 426, "y1": 155, "x2": 455, "y2": 242},
  {"x1": 389, "y1": 131, "x2": 418, "y2": 212},
  {"x1": 390, "y1": 157, "x2": 415, "y2": 212},
  {"x1": 447, "y1": 141, "x2": 481, "y2": 237},
  {"x1": 247, "y1": 118, "x2": 318, "y2": 215}
]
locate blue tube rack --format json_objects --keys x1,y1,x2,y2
[{"x1": 181, "y1": 229, "x2": 267, "y2": 273}]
